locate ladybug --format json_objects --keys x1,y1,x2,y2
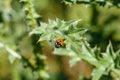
[{"x1": 55, "y1": 38, "x2": 64, "y2": 48}]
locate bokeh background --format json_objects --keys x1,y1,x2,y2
[{"x1": 0, "y1": 0, "x2": 120, "y2": 80}]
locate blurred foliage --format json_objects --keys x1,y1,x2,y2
[
  {"x1": 0, "y1": 0, "x2": 120, "y2": 80},
  {"x1": 63, "y1": 0, "x2": 120, "y2": 7}
]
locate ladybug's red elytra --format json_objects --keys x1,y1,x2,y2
[{"x1": 55, "y1": 39, "x2": 64, "y2": 48}]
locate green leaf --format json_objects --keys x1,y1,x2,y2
[
  {"x1": 91, "y1": 67, "x2": 105, "y2": 80},
  {"x1": 115, "y1": 51, "x2": 120, "y2": 69},
  {"x1": 61, "y1": 19, "x2": 81, "y2": 31},
  {"x1": 54, "y1": 47, "x2": 81, "y2": 67},
  {"x1": 38, "y1": 31, "x2": 52, "y2": 41},
  {"x1": 53, "y1": 48, "x2": 76, "y2": 56},
  {"x1": 69, "y1": 56, "x2": 81, "y2": 67},
  {"x1": 106, "y1": 42, "x2": 116, "y2": 60},
  {"x1": 30, "y1": 18, "x2": 84, "y2": 44},
  {"x1": 99, "y1": 53, "x2": 113, "y2": 68},
  {"x1": 29, "y1": 22, "x2": 47, "y2": 35},
  {"x1": 63, "y1": 0, "x2": 120, "y2": 7}
]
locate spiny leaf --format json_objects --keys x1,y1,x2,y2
[
  {"x1": 69, "y1": 56, "x2": 81, "y2": 67},
  {"x1": 30, "y1": 18, "x2": 84, "y2": 43},
  {"x1": 91, "y1": 67, "x2": 106, "y2": 80},
  {"x1": 53, "y1": 48, "x2": 77, "y2": 57},
  {"x1": 106, "y1": 41, "x2": 116, "y2": 60},
  {"x1": 79, "y1": 44, "x2": 99, "y2": 67},
  {"x1": 63, "y1": 0, "x2": 120, "y2": 7}
]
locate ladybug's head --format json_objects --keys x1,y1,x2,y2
[
  {"x1": 55, "y1": 39, "x2": 64, "y2": 48},
  {"x1": 55, "y1": 42, "x2": 62, "y2": 48}
]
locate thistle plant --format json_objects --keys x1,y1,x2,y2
[
  {"x1": 20, "y1": 0, "x2": 41, "y2": 29},
  {"x1": 20, "y1": 0, "x2": 49, "y2": 80},
  {"x1": 63, "y1": 0, "x2": 120, "y2": 7},
  {"x1": 30, "y1": 18, "x2": 120, "y2": 80},
  {"x1": 20, "y1": 0, "x2": 120, "y2": 80}
]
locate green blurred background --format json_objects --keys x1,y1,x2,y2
[{"x1": 0, "y1": 0, "x2": 120, "y2": 80}]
